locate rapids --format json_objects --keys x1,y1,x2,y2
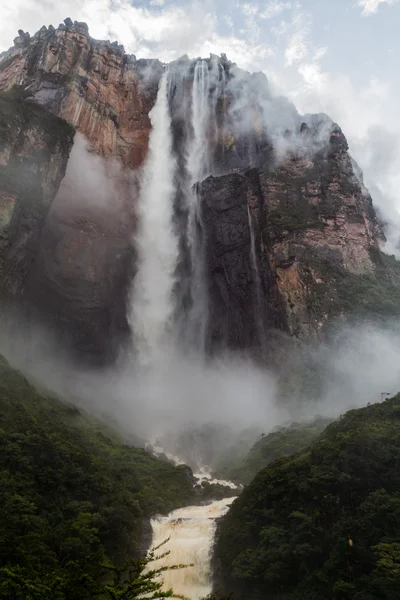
[{"x1": 149, "y1": 497, "x2": 235, "y2": 600}]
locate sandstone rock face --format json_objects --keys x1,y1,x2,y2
[
  {"x1": 0, "y1": 20, "x2": 162, "y2": 168},
  {"x1": 0, "y1": 25, "x2": 279, "y2": 362},
  {"x1": 0, "y1": 22, "x2": 156, "y2": 362},
  {"x1": 23, "y1": 133, "x2": 137, "y2": 363},
  {"x1": 199, "y1": 123, "x2": 386, "y2": 351},
  {"x1": 0, "y1": 23, "x2": 396, "y2": 363},
  {"x1": 0, "y1": 87, "x2": 74, "y2": 306}
]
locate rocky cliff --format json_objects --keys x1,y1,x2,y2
[
  {"x1": 0, "y1": 19, "x2": 162, "y2": 167},
  {"x1": 200, "y1": 120, "x2": 390, "y2": 354},
  {"x1": 0, "y1": 20, "x2": 162, "y2": 362},
  {"x1": 0, "y1": 86, "x2": 74, "y2": 311},
  {"x1": 0, "y1": 20, "x2": 398, "y2": 363}
]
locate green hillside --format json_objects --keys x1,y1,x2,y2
[
  {"x1": 0, "y1": 355, "x2": 194, "y2": 599},
  {"x1": 217, "y1": 417, "x2": 332, "y2": 485},
  {"x1": 214, "y1": 396, "x2": 400, "y2": 600}
]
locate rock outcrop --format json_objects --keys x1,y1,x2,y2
[
  {"x1": 0, "y1": 19, "x2": 162, "y2": 167},
  {"x1": 0, "y1": 21, "x2": 160, "y2": 362},
  {"x1": 200, "y1": 121, "x2": 388, "y2": 352},
  {"x1": 0, "y1": 86, "x2": 74, "y2": 307},
  {"x1": 22, "y1": 133, "x2": 137, "y2": 363}
]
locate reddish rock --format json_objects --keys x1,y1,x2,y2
[
  {"x1": 199, "y1": 121, "x2": 388, "y2": 352},
  {"x1": 0, "y1": 21, "x2": 163, "y2": 168}
]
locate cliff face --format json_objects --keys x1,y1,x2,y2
[
  {"x1": 200, "y1": 122, "x2": 387, "y2": 352},
  {"x1": 0, "y1": 21, "x2": 397, "y2": 363},
  {"x1": 0, "y1": 87, "x2": 74, "y2": 307},
  {"x1": 22, "y1": 133, "x2": 137, "y2": 363},
  {"x1": 0, "y1": 21, "x2": 278, "y2": 362},
  {"x1": 0, "y1": 19, "x2": 162, "y2": 167},
  {"x1": 0, "y1": 21, "x2": 157, "y2": 362}
]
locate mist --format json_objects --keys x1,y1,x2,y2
[
  {"x1": 2, "y1": 54, "x2": 400, "y2": 472},
  {"x1": 2, "y1": 308, "x2": 400, "y2": 470},
  {"x1": 55, "y1": 132, "x2": 137, "y2": 215},
  {"x1": 225, "y1": 64, "x2": 338, "y2": 166}
]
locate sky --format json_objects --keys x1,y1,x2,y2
[{"x1": 1, "y1": 0, "x2": 400, "y2": 245}]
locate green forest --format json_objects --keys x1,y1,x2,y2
[
  {"x1": 3, "y1": 347, "x2": 400, "y2": 600},
  {"x1": 214, "y1": 395, "x2": 400, "y2": 600},
  {"x1": 0, "y1": 354, "x2": 195, "y2": 599},
  {"x1": 217, "y1": 417, "x2": 332, "y2": 485}
]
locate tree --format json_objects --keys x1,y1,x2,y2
[{"x1": 103, "y1": 538, "x2": 192, "y2": 600}]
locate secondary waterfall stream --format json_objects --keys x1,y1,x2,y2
[{"x1": 150, "y1": 497, "x2": 235, "y2": 600}]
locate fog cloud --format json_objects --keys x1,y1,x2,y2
[
  {"x1": 55, "y1": 133, "x2": 137, "y2": 215},
  {"x1": 2, "y1": 313, "x2": 400, "y2": 470}
]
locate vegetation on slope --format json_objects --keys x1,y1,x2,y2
[
  {"x1": 214, "y1": 396, "x2": 400, "y2": 600},
  {"x1": 217, "y1": 417, "x2": 332, "y2": 485},
  {"x1": 304, "y1": 250, "x2": 400, "y2": 326},
  {"x1": 0, "y1": 355, "x2": 194, "y2": 599}
]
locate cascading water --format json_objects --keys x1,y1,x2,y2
[
  {"x1": 150, "y1": 498, "x2": 235, "y2": 600},
  {"x1": 129, "y1": 71, "x2": 178, "y2": 366},
  {"x1": 184, "y1": 59, "x2": 225, "y2": 353},
  {"x1": 247, "y1": 205, "x2": 266, "y2": 354},
  {"x1": 188, "y1": 60, "x2": 212, "y2": 182},
  {"x1": 248, "y1": 205, "x2": 262, "y2": 310},
  {"x1": 130, "y1": 61, "x2": 237, "y2": 600},
  {"x1": 217, "y1": 62, "x2": 227, "y2": 167}
]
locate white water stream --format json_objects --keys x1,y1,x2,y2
[
  {"x1": 129, "y1": 71, "x2": 178, "y2": 366},
  {"x1": 130, "y1": 64, "x2": 237, "y2": 599},
  {"x1": 184, "y1": 59, "x2": 227, "y2": 353},
  {"x1": 150, "y1": 497, "x2": 235, "y2": 600}
]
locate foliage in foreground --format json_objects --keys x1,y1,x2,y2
[
  {"x1": 0, "y1": 355, "x2": 194, "y2": 599},
  {"x1": 215, "y1": 395, "x2": 400, "y2": 599},
  {"x1": 0, "y1": 537, "x2": 190, "y2": 600}
]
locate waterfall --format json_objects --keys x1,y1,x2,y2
[
  {"x1": 188, "y1": 60, "x2": 212, "y2": 183},
  {"x1": 218, "y1": 62, "x2": 227, "y2": 167},
  {"x1": 184, "y1": 59, "x2": 219, "y2": 353},
  {"x1": 129, "y1": 71, "x2": 178, "y2": 366},
  {"x1": 247, "y1": 205, "x2": 266, "y2": 352},
  {"x1": 248, "y1": 205, "x2": 262, "y2": 310},
  {"x1": 150, "y1": 498, "x2": 235, "y2": 600}
]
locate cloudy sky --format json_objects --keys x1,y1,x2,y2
[{"x1": 1, "y1": 0, "x2": 400, "y2": 243}]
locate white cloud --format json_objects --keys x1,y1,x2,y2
[
  {"x1": 241, "y1": 3, "x2": 259, "y2": 16},
  {"x1": 313, "y1": 46, "x2": 327, "y2": 61},
  {"x1": 0, "y1": 1, "x2": 216, "y2": 59},
  {"x1": 260, "y1": 0, "x2": 292, "y2": 19},
  {"x1": 284, "y1": 13, "x2": 311, "y2": 66},
  {"x1": 358, "y1": 0, "x2": 398, "y2": 16},
  {"x1": 224, "y1": 15, "x2": 234, "y2": 29}
]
